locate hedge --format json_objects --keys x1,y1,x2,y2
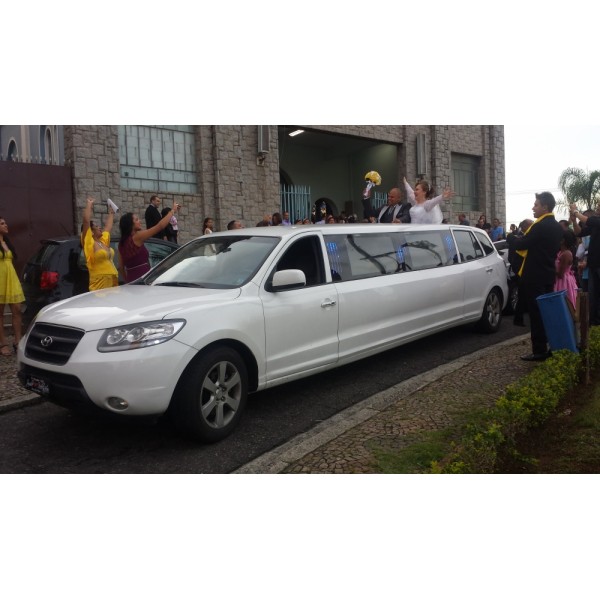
[{"x1": 431, "y1": 327, "x2": 600, "y2": 474}]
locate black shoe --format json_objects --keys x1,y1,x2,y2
[
  {"x1": 513, "y1": 317, "x2": 525, "y2": 327},
  {"x1": 520, "y1": 352, "x2": 551, "y2": 362}
]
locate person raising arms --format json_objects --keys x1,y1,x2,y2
[
  {"x1": 118, "y1": 201, "x2": 180, "y2": 283},
  {"x1": 81, "y1": 197, "x2": 118, "y2": 290},
  {"x1": 403, "y1": 177, "x2": 454, "y2": 224}
]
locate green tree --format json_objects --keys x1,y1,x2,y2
[{"x1": 558, "y1": 167, "x2": 600, "y2": 212}]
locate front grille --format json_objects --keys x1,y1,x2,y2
[{"x1": 25, "y1": 323, "x2": 85, "y2": 365}]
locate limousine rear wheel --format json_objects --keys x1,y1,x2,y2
[
  {"x1": 171, "y1": 347, "x2": 248, "y2": 442},
  {"x1": 477, "y1": 288, "x2": 502, "y2": 333}
]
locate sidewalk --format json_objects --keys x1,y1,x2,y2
[
  {"x1": 1, "y1": 335, "x2": 534, "y2": 473},
  {"x1": 0, "y1": 352, "x2": 42, "y2": 413},
  {"x1": 235, "y1": 333, "x2": 534, "y2": 473}
]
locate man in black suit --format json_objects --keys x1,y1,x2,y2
[
  {"x1": 507, "y1": 218, "x2": 532, "y2": 326},
  {"x1": 144, "y1": 195, "x2": 163, "y2": 239},
  {"x1": 362, "y1": 187, "x2": 411, "y2": 223},
  {"x1": 508, "y1": 192, "x2": 563, "y2": 361}
]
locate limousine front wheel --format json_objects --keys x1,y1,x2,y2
[
  {"x1": 171, "y1": 347, "x2": 248, "y2": 442},
  {"x1": 477, "y1": 288, "x2": 502, "y2": 333}
]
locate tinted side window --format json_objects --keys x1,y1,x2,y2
[
  {"x1": 453, "y1": 230, "x2": 484, "y2": 262},
  {"x1": 324, "y1": 233, "x2": 404, "y2": 281},
  {"x1": 28, "y1": 243, "x2": 59, "y2": 267},
  {"x1": 402, "y1": 230, "x2": 457, "y2": 270},
  {"x1": 473, "y1": 230, "x2": 495, "y2": 255}
]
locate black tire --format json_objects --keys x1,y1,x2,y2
[
  {"x1": 477, "y1": 288, "x2": 502, "y2": 333},
  {"x1": 171, "y1": 347, "x2": 248, "y2": 443}
]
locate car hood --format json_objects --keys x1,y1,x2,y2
[{"x1": 32, "y1": 285, "x2": 243, "y2": 330}]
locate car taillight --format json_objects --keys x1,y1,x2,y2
[{"x1": 40, "y1": 271, "x2": 59, "y2": 290}]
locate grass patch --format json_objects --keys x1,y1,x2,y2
[
  {"x1": 371, "y1": 407, "x2": 491, "y2": 474},
  {"x1": 372, "y1": 430, "x2": 449, "y2": 474}
]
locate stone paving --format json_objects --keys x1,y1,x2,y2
[
  {"x1": 0, "y1": 344, "x2": 41, "y2": 413},
  {"x1": 278, "y1": 337, "x2": 535, "y2": 473}
]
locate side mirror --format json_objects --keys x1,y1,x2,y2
[{"x1": 271, "y1": 269, "x2": 306, "y2": 291}]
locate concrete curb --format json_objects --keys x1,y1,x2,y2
[
  {"x1": 0, "y1": 392, "x2": 44, "y2": 414},
  {"x1": 233, "y1": 334, "x2": 531, "y2": 474}
]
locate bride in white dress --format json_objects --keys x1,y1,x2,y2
[{"x1": 403, "y1": 177, "x2": 454, "y2": 224}]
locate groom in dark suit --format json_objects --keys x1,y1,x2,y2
[
  {"x1": 363, "y1": 187, "x2": 411, "y2": 223},
  {"x1": 508, "y1": 191, "x2": 563, "y2": 361}
]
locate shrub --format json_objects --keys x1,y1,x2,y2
[{"x1": 432, "y1": 327, "x2": 600, "y2": 473}]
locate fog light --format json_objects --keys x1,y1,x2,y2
[{"x1": 107, "y1": 397, "x2": 129, "y2": 411}]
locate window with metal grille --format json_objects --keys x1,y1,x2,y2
[
  {"x1": 451, "y1": 153, "x2": 480, "y2": 212},
  {"x1": 118, "y1": 125, "x2": 197, "y2": 194}
]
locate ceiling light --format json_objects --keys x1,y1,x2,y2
[{"x1": 289, "y1": 129, "x2": 304, "y2": 137}]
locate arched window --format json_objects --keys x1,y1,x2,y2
[
  {"x1": 39, "y1": 126, "x2": 54, "y2": 163},
  {"x1": 7, "y1": 140, "x2": 18, "y2": 161},
  {"x1": 45, "y1": 128, "x2": 54, "y2": 164}
]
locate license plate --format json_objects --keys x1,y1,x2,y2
[{"x1": 26, "y1": 376, "x2": 50, "y2": 396}]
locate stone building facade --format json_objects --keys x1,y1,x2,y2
[{"x1": 5, "y1": 125, "x2": 505, "y2": 244}]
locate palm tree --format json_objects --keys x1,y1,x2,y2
[{"x1": 558, "y1": 167, "x2": 600, "y2": 212}]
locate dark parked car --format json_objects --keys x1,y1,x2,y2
[
  {"x1": 494, "y1": 239, "x2": 518, "y2": 314},
  {"x1": 21, "y1": 236, "x2": 179, "y2": 326}
]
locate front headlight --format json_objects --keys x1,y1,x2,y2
[{"x1": 97, "y1": 320, "x2": 186, "y2": 352}]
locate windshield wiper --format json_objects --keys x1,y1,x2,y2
[{"x1": 154, "y1": 282, "x2": 207, "y2": 288}]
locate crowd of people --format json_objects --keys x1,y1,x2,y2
[
  {"x1": 0, "y1": 196, "x2": 184, "y2": 358},
  {"x1": 201, "y1": 182, "x2": 595, "y2": 367},
  {"x1": 505, "y1": 192, "x2": 599, "y2": 362},
  {"x1": 4, "y1": 184, "x2": 597, "y2": 363}
]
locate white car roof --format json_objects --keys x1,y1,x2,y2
[{"x1": 205, "y1": 223, "x2": 477, "y2": 240}]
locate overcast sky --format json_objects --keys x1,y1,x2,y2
[{"x1": 504, "y1": 125, "x2": 600, "y2": 226}]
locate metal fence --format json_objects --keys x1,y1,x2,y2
[
  {"x1": 280, "y1": 184, "x2": 312, "y2": 222},
  {"x1": 0, "y1": 154, "x2": 62, "y2": 165},
  {"x1": 372, "y1": 191, "x2": 388, "y2": 212}
]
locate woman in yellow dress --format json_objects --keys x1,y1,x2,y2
[
  {"x1": 0, "y1": 216, "x2": 25, "y2": 356},
  {"x1": 82, "y1": 197, "x2": 118, "y2": 290}
]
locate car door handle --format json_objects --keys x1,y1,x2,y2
[
  {"x1": 321, "y1": 299, "x2": 337, "y2": 308},
  {"x1": 486, "y1": 267, "x2": 494, "y2": 273}
]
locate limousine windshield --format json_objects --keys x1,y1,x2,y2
[{"x1": 145, "y1": 235, "x2": 280, "y2": 288}]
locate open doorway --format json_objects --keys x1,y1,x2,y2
[{"x1": 278, "y1": 127, "x2": 398, "y2": 221}]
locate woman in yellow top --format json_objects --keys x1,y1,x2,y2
[
  {"x1": 82, "y1": 197, "x2": 118, "y2": 290},
  {"x1": 0, "y1": 216, "x2": 25, "y2": 356}
]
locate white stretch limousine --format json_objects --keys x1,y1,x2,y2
[{"x1": 18, "y1": 223, "x2": 508, "y2": 442}]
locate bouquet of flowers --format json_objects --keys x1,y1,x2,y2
[{"x1": 363, "y1": 170, "x2": 382, "y2": 199}]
